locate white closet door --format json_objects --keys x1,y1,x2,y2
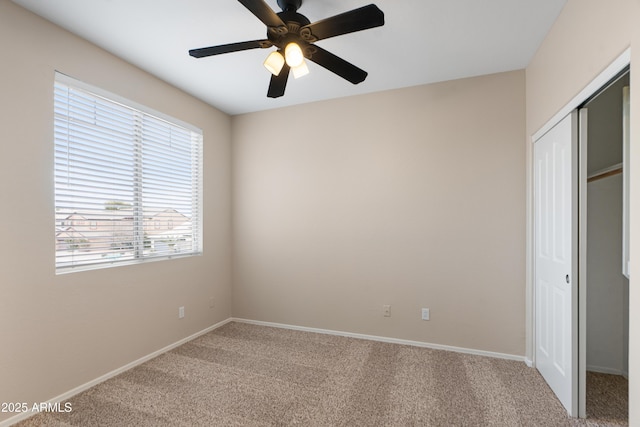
[{"x1": 534, "y1": 111, "x2": 578, "y2": 416}]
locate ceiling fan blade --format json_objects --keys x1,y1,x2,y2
[
  {"x1": 267, "y1": 63, "x2": 290, "y2": 98},
  {"x1": 300, "y1": 4, "x2": 384, "y2": 42},
  {"x1": 189, "y1": 39, "x2": 271, "y2": 58},
  {"x1": 238, "y1": 0, "x2": 287, "y2": 32},
  {"x1": 308, "y1": 46, "x2": 367, "y2": 84}
]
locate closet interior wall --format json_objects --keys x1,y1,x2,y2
[{"x1": 584, "y1": 73, "x2": 630, "y2": 377}]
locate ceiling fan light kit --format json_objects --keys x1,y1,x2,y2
[
  {"x1": 284, "y1": 42, "x2": 304, "y2": 68},
  {"x1": 291, "y1": 60, "x2": 309, "y2": 78},
  {"x1": 263, "y1": 51, "x2": 285, "y2": 75},
  {"x1": 189, "y1": 0, "x2": 385, "y2": 98}
]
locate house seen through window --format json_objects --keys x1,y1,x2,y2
[{"x1": 54, "y1": 73, "x2": 203, "y2": 273}]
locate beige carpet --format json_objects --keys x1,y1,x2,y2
[
  {"x1": 15, "y1": 322, "x2": 627, "y2": 426},
  {"x1": 585, "y1": 371, "x2": 628, "y2": 426}
]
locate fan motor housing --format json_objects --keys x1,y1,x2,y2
[
  {"x1": 276, "y1": 11, "x2": 310, "y2": 27},
  {"x1": 268, "y1": 9, "x2": 312, "y2": 47}
]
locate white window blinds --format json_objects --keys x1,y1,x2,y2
[{"x1": 54, "y1": 73, "x2": 203, "y2": 273}]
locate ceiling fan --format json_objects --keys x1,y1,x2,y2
[{"x1": 189, "y1": 0, "x2": 385, "y2": 98}]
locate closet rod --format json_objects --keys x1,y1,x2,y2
[{"x1": 587, "y1": 162, "x2": 623, "y2": 183}]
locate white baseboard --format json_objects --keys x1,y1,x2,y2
[
  {"x1": 586, "y1": 365, "x2": 628, "y2": 378},
  {"x1": 232, "y1": 318, "x2": 526, "y2": 363},
  {"x1": 524, "y1": 357, "x2": 533, "y2": 368},
  {"x1": 0, "y1": 318, "x2": 232, "y2": 427}
]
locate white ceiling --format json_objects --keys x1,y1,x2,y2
[{"x1": 12, "y1": 0, "x2": 566, "y2": 115}]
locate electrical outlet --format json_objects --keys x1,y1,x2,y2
[
  {"x1": 383, "y1": 304, "x2": 391, "y2": 317},
  {"x1": 421, "y1": 308, "x2": 430, "y2": 321},
  {"x1": 209, "y1": 297, "x2": 215, "y2": 309},
  {"x1": 179, "y1": 306, "x2": 185, "y2": 319}
]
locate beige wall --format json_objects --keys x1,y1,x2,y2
[
  {"x1": 525, "y1": 0, "x2": 638, "y2": 423},
  {"x1": 525, "y1": 0, "x2": 633, "y2": 135},
  {"x1": 0, "y1": 2, "x2": 232, "y2": 422},
  {"x1": 232, "y1": 70, "x2": 526, "y2": 356}
]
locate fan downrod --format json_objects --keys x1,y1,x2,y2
[{"x1": 277, "y1": 0, "x2": 302, "y2": 12}]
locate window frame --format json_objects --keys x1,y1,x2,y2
[{"x1": 54, "y1": 72, "x2": 203, "y2": 274}]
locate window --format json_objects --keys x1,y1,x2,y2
[{"x1": 54, "y1": 73, "x2": 203, "y2": 273}]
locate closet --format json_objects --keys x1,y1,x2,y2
[{"x1": 583, "y1": 70, "x2": 629, "y2": 411}]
